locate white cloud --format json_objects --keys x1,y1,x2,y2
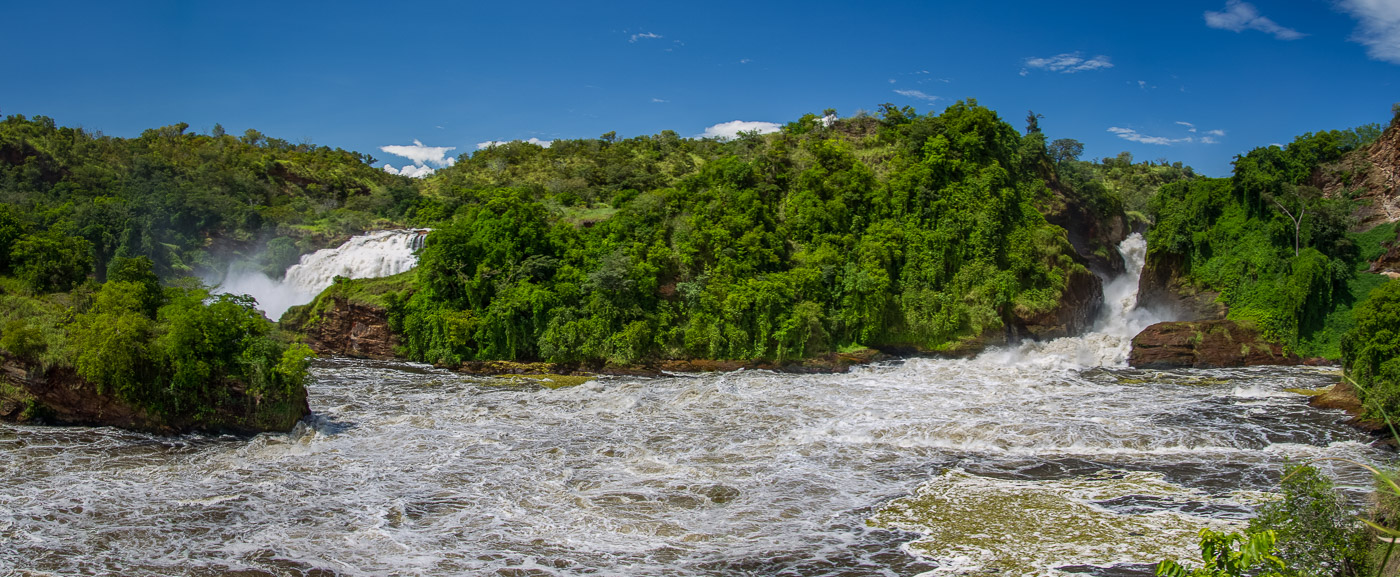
[
  {"x1": 630, "y1": 32, "x2": 662, "y2": 42},
  {"x1": 1206, "y1": 129, "x2": 1226, "y2": 136},
  {"x1": 379, "y1": 139, "x2": 457, "y2": 168},
  {"x1": 739, "y1": 58, "x2": 751, "y2": 64},
  {"x1": 382, "y1": 164, "x2": 436, "y2": 178},
  {"x1": 1205, "y1": 1, "x2": 1305, "y2": 40},
  {"x1": 1023, "y1": 52, "x2": 1114, "y2": 73},
  {"x1": 475, "y1": 138, "x2": 553, "y2": 150},
  {"x1": 700, "y1": 120, "x2": 781, "y2": 140},
  {"x1": 1107, "y1": 127, "x2": 1194, "y2": 146},
  {"x1": 652, "y1": 97, "x2": 669, "y2": 103},
  {"x1": 1175, "y1": 121, "x2": 1198, "y2": 132},
  {"x1": 893, "y1": 89, "x2": 939, "y2": 102},
  {"x1": 1336, "y1": 0, "x2": 1400, "y2": 64},
  {"x1": 1201, "y1": 136, "x2": 1219, "y2": 144}
]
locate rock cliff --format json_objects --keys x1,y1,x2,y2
[{"x1": 291, "y1": 297, "x2": 399, "y2": 359}]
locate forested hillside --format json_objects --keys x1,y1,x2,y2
[{"x1": 346, "y1": 102, "x2": 1126, "y2": 367}]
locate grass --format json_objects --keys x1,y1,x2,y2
[{"x1": 557, "y1": 204, "x2": 618, "y2": 226}]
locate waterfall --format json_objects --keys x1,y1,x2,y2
[
  {"x1": 211, "y1": 229, "x2": 429, "y2": 320},
  {"x1": 976, "y1": 233, "x2": 1169, "y2": 368},
  {"x1": 282, "y1": 229, "x2": 429, "y2": 295}
]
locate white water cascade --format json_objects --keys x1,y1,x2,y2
[
  {"x1": 212, "y1": 229, "x2": 429, "y2": 320},
  {"x1": 977, "y1": 232, "x2": 1170, "y2": 369}
]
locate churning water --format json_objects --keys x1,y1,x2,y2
[
  {"x1": 1, "y1": 235, "x2": 1389, "y2": 576},
  {"x1": 211, "y1": 230, "x2": 428, "y2": 320}
]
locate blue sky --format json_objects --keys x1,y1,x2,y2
[{"x1": 4, "y1": 0, "x2": 1397, "y2": 176}]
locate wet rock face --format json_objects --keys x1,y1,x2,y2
[
  {"x1": 1128, "y1": 320, "x2": 1302, "y2": 369},
  {"x1": 1136, "y1": 252, "x2": 1227, "y2": 321},
  {"x1": 299, "y1": 298, "x2": 399, "y2": 359},
  {"x1": 1014, "y1": 267, "x2": 1104, "y2": 341},
  {"x1": 1, "y1": 354, "x2": 309, "y2": 434}
]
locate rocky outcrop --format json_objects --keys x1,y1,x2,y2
[
  {"x1": 1, "y1": 354, "x2": 309, "y2": 434},
  {"x1": 1319, "y1": 113, "x2": 1400, "y2": 229},
  {"x1": 1013, "y1": 267, "x2": 1104, "y2": 341},
  {"x1": 1136, "y1": 252, "x2": 1227, "y2": 321},
  {"x1": 1040, "y1": 182, "x2": 1129, "y2": 277},
  {"x1": 293, "y1": 297, "x2": 399, "y2": 359},
  {"x1": 1372, "y1": 227, "x2": 1400, "y2": 279},
  {"x1": 1128, "y1": 320, "x2": 1302, "y2": 369}
]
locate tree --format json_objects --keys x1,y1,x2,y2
[
  {"x1": 1025, "y1": 110, "x2": 1044, "y2": 134},
  {"x1": 10, "y1": 232, "x2": 93, "y2": 293},
  {"x1": 1264, "y1": 184, "x2": 1321, "y2": 257},
  {"x1": 1048, "y1": 138, "x2": 1085, "y2": 164}
]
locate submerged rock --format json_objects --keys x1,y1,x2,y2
[
  {"x1": 0, "y1": 354, "x2": 309, "y2": 434},
  {"x1": 1128, "y1": 320, "x2": 1302, "y2": 369}
]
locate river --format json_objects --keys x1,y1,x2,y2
[{"x1": 0, "y1": 235, "x2": 1388, "y2": 576}]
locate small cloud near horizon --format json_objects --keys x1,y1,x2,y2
[
  {"x1": 476, "y1": 138, "x2": 553, "y2": 150},
  {"x1": 1022, "y1": 52, "x2": 1113, "y2": 75},
  {"x1": 379, "y1": 140, "x2": 456, "y2": 177},
  {"x1": 1335, "y1": 0, "x2": 1400, "y2": 64},
  {"x1": 652, "y1": 98, "x2": 669, "y2": 103},
  {"x1": 1205, "y1": 0, "x2": 1305, "y2": 40},
  {"x1": 700, "y1": 120, "x2": 781, "y2": 140},
  {"x1": 630, "y1": 32, "x2": 662, "y2": 42},
  {"x1": 893, "y1": 89, "x2": 939, "y2": 102}
]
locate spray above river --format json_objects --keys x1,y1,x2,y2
[
  {"x1": 2, "y1": 233, "x2": 1386, "y2": 576},
  {"x1": 212, "y1": 229, "x2": 429, "y2": 319}
]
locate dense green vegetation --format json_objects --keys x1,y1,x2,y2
[
  {"x1": 0, "y1": 115, "x2": 420, "y2": 280},
  {"x1": 382, "y1": 101, "x2": 1108, "y2": 366},
  {"x1": 0, "y1": 256, "x2": 310, "y2": 431},
  {"x1": 1343, "y1": 279, "x2": 1400, "y2": 420},
  {"x1": 1145, "y1": 123, "x2": 1388, "y2": 357}
]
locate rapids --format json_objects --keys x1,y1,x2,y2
[{"x1": 0, "y1": 234, "x2": 1389, "y2": 576}]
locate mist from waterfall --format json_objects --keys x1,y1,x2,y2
[{"x1": 210, "y1": 229, "x2": 429, "y2": 320}]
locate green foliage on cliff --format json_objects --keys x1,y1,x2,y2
[
  {"x1": 1145, "y1": 123, "x2": 1389, "y2": 357},
  {"x1": 1343, "y1": 279, "x2": 1400, "y2": 419},
  {"x1": 384, "y1": 101, "x2": 1103, "y2": 366}
]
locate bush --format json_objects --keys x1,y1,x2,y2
[{"x1": 1248, "y1": 464, "x2": 1371, "y2": 577}]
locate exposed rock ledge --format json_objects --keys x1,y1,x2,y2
[
  {"x1": 1, "y1": 354, "x2": 309, "y2": 434},
  {"x1": 1128, "y1": 320, "x2": 1303, "y2": 369}
]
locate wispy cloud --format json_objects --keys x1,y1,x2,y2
[
  {"x1": 1022, "y1": 52, "x2": 1114, "y2": 74},
  {"x1": 893, "y1": 89, "x2": 939, "y2": 102},
  {"x1": 379, "y1": 139, "x2": 456, "y2": 170},
  {"x1": 629, "y1": 32, "x2": 662, "y2": 43},
  {"x1": 1109, "y1": 124, "x2": 1225, "y2": 146},
  {"x1": 700, "y1": 120, "x2": 781, "y2": 140},
  {"x1": 476, "y1": 138, "x2": 553, "y2": 149},
  {"x1": 1108, "y1": 127, "x2": 1193, "y2": 146},
  {"x1": 651, "y1": 97, "x2": 669, "y2": 103},
  {"x1": 1335, "y1": 0, "x2": 1400, "y2": 64},
  {"x1": 1205, "y1": 1, "x2": 1305, "y2": 40},
  {"x1": 739, "y1": 58, "x2": 751, "y2": 64}
]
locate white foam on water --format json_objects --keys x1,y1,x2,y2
[{"x1": 1, "y1": 233, "x2": 1387, "y2": 576}]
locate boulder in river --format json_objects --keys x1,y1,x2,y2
[{"x1": 1128, "y1": 320, "x2": 1302, "y2": 369}]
